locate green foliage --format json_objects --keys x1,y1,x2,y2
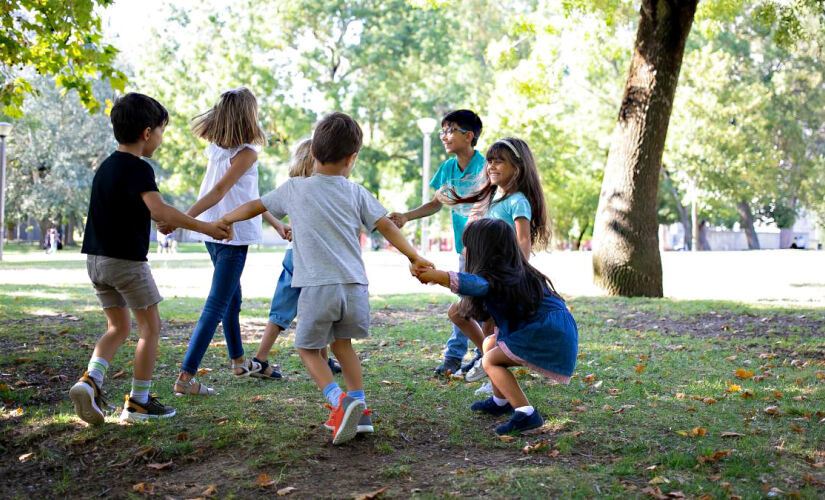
[{"x1": 1, "y1": 0, "x2": 127, "y2": 117}]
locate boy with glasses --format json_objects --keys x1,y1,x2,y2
[{"x1": 388, "y1": 109, "x2": 485, "y2": 377}]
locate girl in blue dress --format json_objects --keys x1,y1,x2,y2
[{"x1": 415, "y1": 218, "x2": 578, "y2": 435}]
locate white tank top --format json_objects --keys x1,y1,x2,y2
[{"x1": 193, "y1": 143, "x2": 262, "y2": 246}]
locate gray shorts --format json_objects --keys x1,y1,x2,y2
[
  {"x1": 295, "y1": 283, "x2": 370, "y2": 349},
  {"x1": 86, "y1": 255, "x2": 163, "y2": 310}
]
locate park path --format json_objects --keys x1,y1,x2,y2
[{"x1": 1, "y1": 249, "x2": 823, "y2": 305}]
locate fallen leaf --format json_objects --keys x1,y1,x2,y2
[
  {"x1": 817, "y1": 371, "x2": 823, "y2": 380},
  {"x1": 380, "y1": 380, "x2": 401, "y2": 386},
  {"x1": 741, "y1": 390, "x2": 755, "y2": 399},
  {"x1": 726, "y1": 355, "x2": 737, "y2": 362},
  {"x1": 13, "y1": 357, "x2": 33, "y2": 365},
  {"x1": 523, "y1": 440, "x2": 548, "y2": 454},
  {"x1": 196, "y1": 368, "x2": 213, "y2": 375},
  {"x1": 727, "y1": 383, "x2": 741, "y2": 392},
  {"x1": 135, "y1": 446, "x2": 154, "y2": 457},
  {"x1": 353, "y1": 486, "x2": 389, "y2": 500},
  {"x1": 249, "y1": 395, "x2": 263, "y2": 403},
  {"x1": 202, "y1": 485, "x2": 218, "y2": 496},
  {"x1": 773, "y1": 391, "x2": 783, "y2": 398},
  {"x1": 216, "y1": 417, "x2": 229, "y2": 425},
  {"x1": 666, "y1": 492, "x2": 685, "y2": 499},
  {"x1": 698, "y1": 449, "x2": 731, "y2": 464},
  {"x1": 790, "y1": 424, "x2": 804, "y2": 434},
  {"x1": 256, "y1": 474, "x2": 277, "y2": 487},
  {"x1": 641, "y1": 486, "x2": 668, "y2": 499},
  {"x1": 648, "y1": 476, "x2": 670, "y2": 485},
  {"x1": 675, "y1": 392, "x2": 687, "y2": 399},
  {"x1": 18, "y1": 452, "x2": 33, "y2": 462},
  {"x1": 125, "y1": 360, "x2": 134, "y2": 367},
  {"x1": 721, "y1": 432, "x2": 745, "y2": 438},
  {"x1": 703, "y1": 397, "x2": 717, "y2": 405},
  {"x1": 147, "y1": 460, "x2": 173, "y2": 470},
  {"x1": 277, "y1": 486, "x2": 297, "y2": 496},
  {"x1": 48, "y1": 374, "x2": 67, "y2": 382},
  {"x1": 177, "y1": 432, "x2": 189, "y2": 441},
  {"x1": 132, "y1": 482, "x2": 154, "y2": 494},
  {"x1": 735, "y1": 368, "x2": 754, "y2": 379},
  {"x1": 764, "y1": 405, "x2": 780, "y2": 415},
  {"x1": 497, "y1": 435, "x2": 516, "y2": 443},
  {"x1": 690, "y1": 427, "x2": 707, "y2": 437},
  {"x1": 609, "y1": 388, "x2": 620, "y2": 395},
  {"x1": 635, "y1": 365, "x2": 646, "y2": 374},
  {"x1": 583, "y1": 374, "x2": 596, "y2": 383},
  {"x1": 111, "y1": 370, "x2": 126, "y2": 380}
]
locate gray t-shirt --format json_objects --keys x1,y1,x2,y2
[{"x1": 261, "y1": 174, "x2": 387, "y2": 287}]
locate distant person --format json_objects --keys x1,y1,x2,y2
[
  {"x1": 219, "y1": 112, "x2": 433, "y2": 444},
  {"x1": 388, "y1": 109, "x2": 485, "y2": 377},
  {"x1": 165, "y1": 88, "x2": 289, "y2": 396},
  {"x1": 156, "y1": 230, "x2": 168, "y2": 254},
  {"x1": 414, "y1": 218, "x2": 578, "y2": 435},
  {"x1": 251, "y1": 138, "x2": 342, "y2": 382},
  {"x1": 69, "y1": 93, "x2": 229, "y2": 425},
  {"x1": 444, "y1": 137, "x2": 551, "y2": 387}
]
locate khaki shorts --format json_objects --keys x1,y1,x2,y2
[
  {"x1": 86, "y1": 255, "x2": 163, "y2": 309},
  {"x1": 295, "y1": 283, "x2": 370, "y2": 349}
]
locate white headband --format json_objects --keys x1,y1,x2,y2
[{"x1": 496, "y1": 140, "x2": 521, "y2": 159}]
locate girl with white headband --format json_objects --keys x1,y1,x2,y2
[{"x1": 443, "y1": 137, "x2": 551, "y2": 385}]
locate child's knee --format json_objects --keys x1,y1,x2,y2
[
  {"x1": 482, "y1": 334, "x2": 497, "y2": 353},
  {"x1": 482, "y1": 353, "x2": 496, "y2": 371},
  {"x1": 447, "y1": 303, "x2": 463, "y2": 323}
]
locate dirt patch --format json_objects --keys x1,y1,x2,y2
[{"x1": 607, "y1": 308, "x2": 824, "y2": 340}]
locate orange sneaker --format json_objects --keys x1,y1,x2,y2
[
  {"x1": 325, "y1": 406, "x2": 373, "y2": 434},
  {"x1": 328, "y1": 393, "x2": 365, "y2": 445}
]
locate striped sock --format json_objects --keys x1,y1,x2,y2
[
  {"x1": 323, "y1": 382, "x2": 344, "y2": 407},
  {"x1": 130, "y1": 379, "x2": 152, "y2": 404},
  {"x1": 87, "y1": 356, "x2": 109, "y2": 387},
  {"x1": 348, "y1": 389, "x2": 366, "y2": 407}
]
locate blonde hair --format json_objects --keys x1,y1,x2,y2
[
  {"x1": 288, "y1": 139, "x2": 314, "y2": 178},
  {"x1": 191, "y1": 87, "x2": 267, "y2": 148}
]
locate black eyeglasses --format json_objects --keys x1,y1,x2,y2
[{"x1": 439, "y1": 126, "x2": 469, "y2": 137}]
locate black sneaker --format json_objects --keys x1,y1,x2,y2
[
  {"x1": 433, "y1": 356, "x2": 462, "y2": 376},
  {"x1": 328, "y1": 357, "x2": 342, "y2": 374},
  {"x1": 495, "y1": 410, "x2": 544, "y2": 435},
  {"x1": 470, "y1": 397, "x2": 514, "y2": 416},
  {"x1": 69, "y1": 371, "x2": 109, "y2": 425},
  {"x1": 119, "y1": 394, "x2": 176, "y2": 422}
]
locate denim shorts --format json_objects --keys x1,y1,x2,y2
[
  {"x1": 268, "y1": 249, "x2": 300, "y2": 329},
  {"x1": 294, "y1": 283, "x2": 370, "y2": 349},
  {"x1": 86, "y1": 255, "x2": 163, "y2": 309}
]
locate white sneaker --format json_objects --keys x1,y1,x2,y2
[
  {"x1": 465, "y1": 358, "x2": 487, "y2": 382},
  {"x1": 474, "y1": 380, "x2": 493, "y2": 395}
]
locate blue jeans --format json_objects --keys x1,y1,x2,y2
[
  {"x1": 180, "y1": 242, "x2": 248, "y2": 375},
  {"x1": 268, "y1": 248, "x2": 300, "y2": 329},
  {"x1": 444, "y1": 254, "x2": 480, "y2": 361}
]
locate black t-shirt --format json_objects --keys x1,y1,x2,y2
[{"x1": 81, "y1": 151, "x2": 159, "y2": 261}]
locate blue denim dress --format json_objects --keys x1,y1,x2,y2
[{"x1": 450, "y1": 272, "x2": 578, "y2": 380}]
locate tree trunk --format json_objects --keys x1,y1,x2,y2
[
  {"x1": 592, "y1": 0, "x2": 698, "y2": 297},
  {"x1": 661, "y1": 165, "x2": 691, "y2": 250},
  {"x1": 736, "y1": 200, "x2": 760, "y2": 250},
  {"x1": 65, "y1": 217, "x2": 75, "y2": 246},
  {"x1": 575, "y1": 222, "x2": 589, "y2": 251}
]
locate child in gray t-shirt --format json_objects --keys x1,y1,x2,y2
[{"x1": 220, "y1": 112, "x2": 432, "y2": 445}]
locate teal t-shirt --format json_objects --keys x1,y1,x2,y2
[
  {"x1": 487, "y1": 191, "x2": 532, "y2": 228},
  {"x1": 429, "y1": 151, "x2": 486, "y2": 253}
]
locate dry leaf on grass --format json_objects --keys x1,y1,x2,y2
[
  {"x1": 741, "y1": 390, "x2": 755, "y2": 399},
  {"x1": 635, "y1": 365, "x2": 646, "y2": 374},
  {"x1": 277, "y1": 486, "x2": 297, "y2": 496},
  {"x1": 256, "y1": 474, "x2": 277, "y2": 487},
  {"x1": 380, "y1": 380, "x2": 401, "y2": 386},
  {"x1": 132, "y1": 482, "x2": 154, "y2": 494},
  {"x1": 648, "y1": 476, "x2": 670, "y2": 485},
  {"x1": 727, "y1": 383, "x2": 741, "y2": 392},
  {"x1": 734, "y1": 368, "x2": 754, "y2": 379},
  {"x1": 703, "y1": 397, "x2": 717, "y2": 405},
  {"x1": 698, "y1": 449, "x2": 731, "y2": 464},
  {"x1": 202, "y1": 485, "x2": 218, "y2": 496},
  {"x1": 721, "y1": 432, "x2": 745, "y2": 438},
  {"x1": 196, "y1": 368, "x2": 212, "y2": 375},
  {"x1": 147, "y1": 460, "x2": 173, "y2": 470},
  {"x1": 216, "y1": 417, "x2": 229, "y2": 425},
  {"x1": 522, "y1": 440, "x2": 548, "y2": 454},
  {"x1": 791, "y1": 424, "x2": 804, "y2": 433},
  {"x1": 18, "y1": 452, "x2": 33, "y2": 462},
  {"x1": 497, "y1": 435, "x2": 516, "y2": 443},
  {"x1": 353, "y1": 486, "x2": 389, "y2": 500},
  {"x1": 583, "y1": 374, "x2": 596, "y2": 383},
  {"x1": 764, "y1": 405, "x2": 780, "y2": 415},
  {"x1": 249, "y1": 395, "x2": 263, "y2": 403},
  {"x1": 111, "y1": 370, "x2": 126, "y2": 380},
  {"x1": 134, "y1": 446, "x2": 155, "y2": 457}
]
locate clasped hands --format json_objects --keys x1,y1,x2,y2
[{"x1": 410, "y1": 257, "x2": 440, "y2": 285}]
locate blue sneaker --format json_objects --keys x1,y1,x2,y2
[
  {"x1": 495, "y1": 410, "x2": 544, "y2": 435},
  {"x1": 470, "y1": 397, "x2": 514, "y2": 416},
  {"x1": 328, "y1": 357, "x2": 342, "y2": 374}
]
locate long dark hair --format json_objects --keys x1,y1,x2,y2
[
  {"x1": 447, "y1": 137, "x2": 551, "y2": 251},
  {"x1": 462, "y1": 218, "x2": 561, "y2": 322}
]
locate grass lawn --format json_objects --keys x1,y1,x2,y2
[{"x1": 1, "y1": 277, "x2": 824, "y2": 498}]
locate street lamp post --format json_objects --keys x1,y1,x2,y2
[
  {"x1": 0, "y1": 121, "x2": 13, "y2": 262},
  {"x1": 416, "y1": 117, "x2": 437, "y2": 255}
]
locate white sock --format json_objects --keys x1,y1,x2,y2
[
  {"x1": 86, "y1": 356, "x2": 109, "y2": 386},
  {"x1": 130, "y1": 379, "x2": 152, "y2": 404},
  {"x1": 492, "y1": 395, "x2": 508, "y2": 406},
  {"x1": 515, "y1": 405, "x2": 535, "y2": 415}
]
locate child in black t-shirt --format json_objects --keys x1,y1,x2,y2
[{"x1": 70, "y1": 93, "x2": 230, "y2": 425}]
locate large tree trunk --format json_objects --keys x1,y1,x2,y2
[
  {"x1": 592, "y1": 0, "x2": 698, "y2": 297},
  {"x1": 65, "y1": 216, "x2": 75, "y2": 246},
  {"x1": 736, "y1": 200, "x2": 760, "y2": 250},
  {"x1": 661, "y1": 165, "x2": 691, "y2": 250}
]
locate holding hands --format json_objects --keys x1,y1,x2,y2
[
  {"x1": 206, "y1": 219, "x2": 232, "y2": 240},
  {"x1": 387, "y1": 212, "x2": 407, "y2": 228}
]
